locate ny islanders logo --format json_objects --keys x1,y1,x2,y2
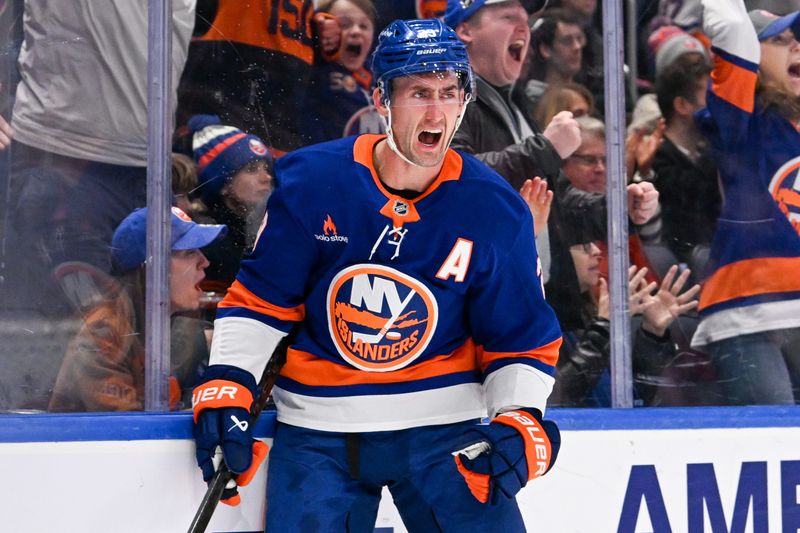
[
  {"x1": 327, "y1": 264, "x2": 438, "y2": 372},
  {"x1": 769, "y1": 156, "x2": 800, "y2": 235}
]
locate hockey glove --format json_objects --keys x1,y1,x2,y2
[
  {"x1": 192, "y1": 365, "x2": 268, "y2": 506},
  {"x1": 453, "y1": 408, "x2": 560, "y2": 505}
]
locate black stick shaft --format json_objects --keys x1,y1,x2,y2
[{"x1": 187, "y1": 468, "x2": 234, "y2": 533}]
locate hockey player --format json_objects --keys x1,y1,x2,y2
[
  {"x1": 191, "y1": 19, "x2": 562, "y2": 531},
  {"x1": 691, "y1": 1, "x2": 800, "y2": 404}
]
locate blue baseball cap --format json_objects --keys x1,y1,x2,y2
[
  {"x1": 111, "y1": 207, "x2": 227, "y2": 273},
  {"x1": 748, "y1": 10, "x2": 800, "y2": 41},
  {"x1": 444, "y1": 0, "x2": 547, "y2": 30}
]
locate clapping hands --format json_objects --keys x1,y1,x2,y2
[
  {"x1": 595, "y1": 265, "x2": 700, "y2": 336},
  {"x1": 630, "y1": 265, "x2": 700, "y2": 336}
]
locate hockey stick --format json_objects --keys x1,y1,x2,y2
[{"x1": 186, "y1": 339, "x2": 289, "y2": 533}]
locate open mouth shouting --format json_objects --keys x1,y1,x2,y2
[
  {"x1": 418, "y1": 128, "x2": 443, "y2": 148},
  {"x1": 789, "y1": 60, "x2": 800, "y2": 80},
  {"x1": 787, "y1": 59, "x2": 800, "y2": 95},
  {"x1": 508, "y1": 39, "x2": 526, "y2": 63},
  {"x1": 343, "y1": 42, "x2": 363, "y2": 61},
  {"x1": 345, "y1": 42, "x2": 362, "y2": 56},
  {"x1": 192, "y1": 272, "x2": 208, "y2": 303},
  {"x1": 340, "y1": 35, "x2": 370, "y2": 71}
]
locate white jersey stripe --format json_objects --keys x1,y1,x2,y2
[
  {"x1": 210, "y1": 316, "x2": 287, "y2": 382},
  {"x1": 692, "y1": 300, "x2": 800, "y2": 347},
  {"x1": 272, "y1": 383, "x2": 487, "y2": 432},
  {"x1": 484, "y1": 363, "x2": 555, "y2": 418}
]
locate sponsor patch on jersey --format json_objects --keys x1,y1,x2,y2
[
  {"x1": 315, "y1": 214, "x2": 348, "y2": 243},
  {"x1": 326, "y1": 264, "x2": 438, "y2": 371},
  {"x1": 768, "y1": 156, "x2": 800, "y2": 235}
]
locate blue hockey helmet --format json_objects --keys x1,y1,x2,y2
[{"x1": 371, "y1": 19, "x2": 474, "y2": 106}]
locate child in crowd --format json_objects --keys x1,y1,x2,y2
[
  {"x1": 48, "y1": 207, "x2": 226, "y2": 412},
  {"x1": 305, "y1": 0, "x2": 385, "y2": 142}
]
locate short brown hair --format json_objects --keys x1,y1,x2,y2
[
  {"x1": 171, "y1": 153, "x2": 197, "y2": 197},
  {"x1": 316, "y1": 0, "x2": 377, "y2": 26}
]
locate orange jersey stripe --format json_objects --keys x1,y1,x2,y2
[
  {"x1": 711, "y1": 55, "x2": 757, "y2": 113},
  {"x1": 219, "y1": 280, "x2": 306, "y2": 322},
  {"x1": 197, "y1": 0, "x2": 315, "y2": 65},
  {"x1": 699, "y1": 257, "x2": 800, "y2": 310},
  {"x1": 280, "y1": 339, "x2": 479, "y2": 386},
  {"x1": 477, "y1": 337, "x2": 562, "y2": 372}
]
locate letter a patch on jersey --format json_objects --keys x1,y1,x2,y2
[{"x1": 436, "y1": 238, "x2": 473, "y2": 282}]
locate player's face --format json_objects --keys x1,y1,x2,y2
[
  {"x1": 170, "y1": 249, "x2": 209, "y2": 313},
  {"x1": 759, "y1": 29, "x2": 800, "y2": 98},
  {"x1": 330, "y1": 0, "x2": 374, "y2": 72},
  {"x1": 225, "y1": 160, "x2": 273, "y2": 209},
  {"x1": 569, "y1": 241, "x2": 601, "y2": 293},
  {"x1": 562, "y1": 133, "x2": 606, "y2": 193},
  {"x1": 381, "y1": 71, "x2": 466, "y2": 167},
  {"x1": 457, "y1": 2, "x2": 529, "y2": 87}
]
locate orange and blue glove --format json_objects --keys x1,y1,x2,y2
[
  {"x1": 192, "y1": 365, "x2": 268, "y2": 506},
  {"x1": 453, "y1": 408, "x2": 560, "y2": 505}
]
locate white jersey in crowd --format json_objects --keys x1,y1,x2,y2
[{"x1": 11, "y1": 0, "x2": 196, "y2": 167}]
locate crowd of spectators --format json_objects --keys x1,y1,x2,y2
[{"x1": 1, "y1": 0, "x2": 800, "y2": 412}]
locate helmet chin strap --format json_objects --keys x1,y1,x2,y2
[
  {"x1": 384, "y1": 105, "x2": 421, "y2": 168},
  {"x1": 383, "y1": 95, "x2": 472, "y2": 169}
]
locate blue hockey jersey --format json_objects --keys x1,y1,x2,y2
[
  {"x1": 692, "y1": 3, "x2": 800, "y2": 346},
  {"x1": 210, "y1": 134, "x2": 562, "y2": 432}
]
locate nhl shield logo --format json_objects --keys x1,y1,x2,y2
[
  {"x1": 393, "y1": 200, "x2": 409, "y2": 217},
  {"x1": 327, "y1": 264, "x2": 438, "y2": 371}
]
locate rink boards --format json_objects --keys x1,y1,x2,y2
[{"x1": 2, "y1": 407, "x2": 800, "y2": 532}]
